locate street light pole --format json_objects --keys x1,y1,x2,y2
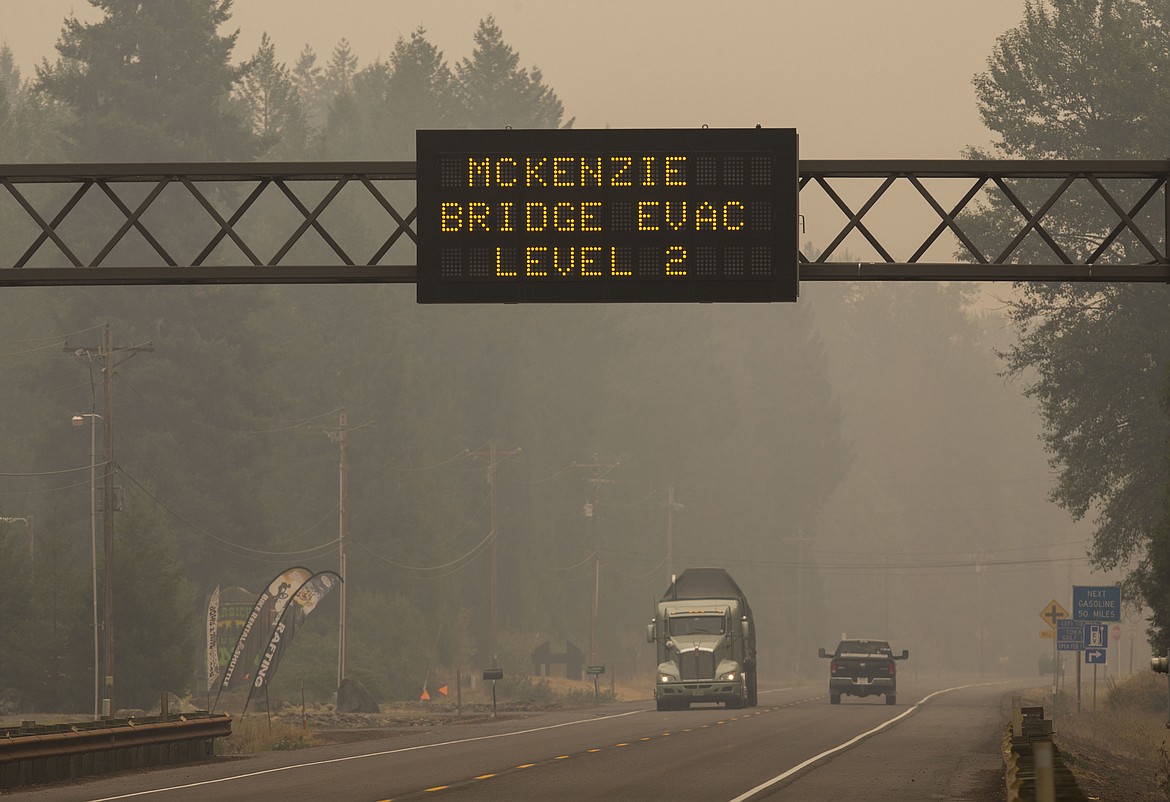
[{"x1": 72, "y1": 412, "x2": 101, "y2": 721}]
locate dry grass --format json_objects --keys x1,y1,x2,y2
[
  {"x1": 217, "y1": 714, "x2": 315, "y2": 755},
  {"x1": 1046, "y1": 673, "x2": 1170, "y2": 801}
]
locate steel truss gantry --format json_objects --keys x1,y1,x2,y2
[{"x1": 1, "y1": 160, "x2": 1168, "y2": 286}]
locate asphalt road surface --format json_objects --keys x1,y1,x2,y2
[{"x1": 9, "y1": 676, "x2": 1028, "y2": 802}]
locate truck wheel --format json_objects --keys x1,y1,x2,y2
[
  {"x1": 885, "y1": 694, "x2": 896, "y2": 705},
  {"x1": 727, "y1": 695, "x2": 745, "y2": 710},
  {"x1": 656, "y1": 698, "x2": 675, "y2": 711},
  {"x1": 829, "y1": 693, "x2": 840, "y2": 705},
  {"x1": 746, "y1": 669, "x2": 758, "y2": 707}
]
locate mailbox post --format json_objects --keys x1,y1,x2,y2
[
  {"x1": 1153, "y1": 654, "x2": 1169, "y2": 727},
  {"x1": 586, "y1": 664, "x2": 605, "y2": 705},
  {"x1": 483, "y1": 668, "x2": 503, "y2": 717}
]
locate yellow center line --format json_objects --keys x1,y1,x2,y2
[
  {"x1": 424, "y1": 786, "x2": 448, "y2": 792},
  {"x1": 517, "y1": 763, "x2": 536, "y2": 769},
  {"x1": 555, "y1": 755, "x2": 570, "y2": 760},
  {"x1": 639, "y1": 737, "x2": 652, "y2": 741},
  {"x1": 474, "y1": 774, "x2": 496, "y2": 780},
  {"x1": 587, "y1": 748, "x2": 602, "y2": 753}
]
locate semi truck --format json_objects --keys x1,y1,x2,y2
[{"x1": 646, "y1": 567, "x2": 758, "y2": 711}]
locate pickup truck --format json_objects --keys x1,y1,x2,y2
[{"x1": 817, "y1": 639, "x2": 908, "y2": 705}]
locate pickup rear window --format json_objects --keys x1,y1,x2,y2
[{"x1": 837, "y1": 640, "x2": 892, "y2": 656}]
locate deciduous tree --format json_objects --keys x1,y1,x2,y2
[{"x1": 969, "y1": 0, "x2": 1170, "y2": 648}]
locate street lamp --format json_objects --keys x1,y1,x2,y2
[{"x1": 72, "y1": 412, "x2": 101, "y2": 720}]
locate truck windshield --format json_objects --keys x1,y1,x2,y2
[{"x1": 668, "y1": 616, "x2": 725, "y2": 636}]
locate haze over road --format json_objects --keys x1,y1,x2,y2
[{"x1": 8, "y1": 677, "x2": 1025, "y2": 802}]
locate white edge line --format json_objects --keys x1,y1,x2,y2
[
  {"x1": 725, "y1": 682, "x2": 992, "y2": 802},
  {"x1": 86, "y1": 708, "x2": 646, "y2": 801}
]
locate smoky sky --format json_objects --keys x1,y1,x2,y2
[{"x1": 9, "y1": 0, "x2": 1025, "y2": 158}]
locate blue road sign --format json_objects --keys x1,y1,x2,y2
[
  {"x1": 1072, "y1": 585, "x2": 1122, "y2": 621},
  {"x1": 1056, "y1": 619, "x2": 1083, "y2": 651},
  {"x1": 1084, "y1": 648, "x2": 1107, "y2": 665},
  {"x1": 1084, "y1": 623, "x2": 1108, "y2": 649}
]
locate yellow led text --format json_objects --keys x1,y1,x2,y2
[
  {"x1": 442, "y1": 201, "x2": 603, "y2": 233},
  {"x1": 494, "y1": 247, "x2": 689, "y2": 278},
  {"x1": 467, "y1": 155, "x2": 688, "y2": 188},
  {"x1": 636, "y1": 201, "x2": 746, "y2": 232}
]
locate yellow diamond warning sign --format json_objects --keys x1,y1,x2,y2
[{"x1": 1039, "y1": 599, "x2": 1069, "y2": 630}]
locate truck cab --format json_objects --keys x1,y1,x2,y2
[{"x1": 646, "y1": 568, "x2": 757, "y2": 711}]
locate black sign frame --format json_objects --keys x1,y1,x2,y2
[{"x1": 416, "y1": 128, "x2": 799, "y2": 303}]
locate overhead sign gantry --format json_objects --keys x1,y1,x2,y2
[{"x1": 2, "y1": 135, "x2": 1169, "y2": 293}]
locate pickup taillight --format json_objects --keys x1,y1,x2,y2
[{"x1": 830, "y1": 659, "x2": 839, "y2": 673}]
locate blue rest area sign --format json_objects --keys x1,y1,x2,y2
[
  {"x1": 1072, "y1": 585, "x2": 1122, "y2": 621},
  {"x1": 1056, "y1": 619, "x2": 1083, "y2": 651}
]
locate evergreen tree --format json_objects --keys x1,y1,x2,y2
[
  {"x1": 35, "y1": 0, "x2": 256, "y2": 161},
  {"x1": 453, "y1": 16, "x2": 566, "y2": 129},
  {"x1": 321, "y1": 28, "x2": 453, "y2": 160},
  {"x1": 0, "y1": 46, "x2": 70, "y2": 162},
  {"x1": 237, "y1": 32, "x2": 309, "y2": 158},
  {"x1": 108, "y1": 503, "x2": 198, "y2": 709},
  {"x1": 322, "y1": 39, "x2": 358, "y2": 104}
]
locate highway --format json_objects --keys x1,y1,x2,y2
[{"x1": 9, "y1": 677, "x2": 1028, "y2": 802}]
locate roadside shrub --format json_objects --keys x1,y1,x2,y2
[{"x1": 1107, "y1": 672, "x2": 1167, "y2": 712}]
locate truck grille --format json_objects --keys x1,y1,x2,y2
[{"x1": 679, "y1": 650, "x2": 716, "y2": 680}]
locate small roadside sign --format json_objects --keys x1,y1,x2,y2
[
  {"x1": 1084, "y1": 623, "x2": 1108, "y2": 649},
  {"x1": 1040, "y1": 629, "x2": 1055, "y2": 639},
  {"x1": 1085, "y1": 648, "x2": 1107, "y2": 665},
  {"x1": 585, "y1": 664, "x2": 605, "y2": 675},
  {"x1": 1056, "y1": 619, "x2": 1083, "y2": 652},
  {"x1": 1040, "y1": 599, "x2": 1069, "y2": 629},
  {"x1": 1072, "y1": 585, "x2": 1122, "y2": 621},
  {"x1": 482, "y1": 668, "x2": 504, "y2": 681}
]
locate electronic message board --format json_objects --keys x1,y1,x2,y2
[{"x1": 415, "y1": 128, "x2": 799, "y2": 303}]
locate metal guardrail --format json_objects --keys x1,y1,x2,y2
[
  {"x1": 0, "y1": 711, "x2": 232, "y2": 790},
  {"x1": 1003, "y1": 705, "x2": 1089, "y2": 802}
]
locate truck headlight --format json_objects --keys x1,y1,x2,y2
[
  {"x1": 658, "y1": 674, "x2": 673, "y2": 684},
  {"x1": 719, "y1": 671, "x2": 738, "y2": 681}
]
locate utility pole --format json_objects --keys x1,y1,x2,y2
[
  {"x1": 573, "y1": 454, "x2": 618, "y2": 665},
  {"x1": 465, "y1": 442, "x2": 521, "y2": 667},
  {"x1": 66, "y1": 324, "x2": 152, "y2": 717},
  {"x1": 323, "y1": 410, "x2": 352, "y2": 690},
  {"x1": 784, "y1": 535, "x2": 814, "y2": 676},
  {"x1": 664, "y1": 485, "x2": 682, "y2": 581},
  {"x1": 338, "y1": 409, "x2": 348, "y2": 688}
]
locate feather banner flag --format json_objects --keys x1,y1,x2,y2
[
  {"x1": 213, "y1": 566, "x2": 312, "y2": 711},
  {"x1": 244, "y1": 570, "x2": 342, "y2": 715},
  {"x1": 206, "y1": 585, "x2": 221, "y2": 693}
]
